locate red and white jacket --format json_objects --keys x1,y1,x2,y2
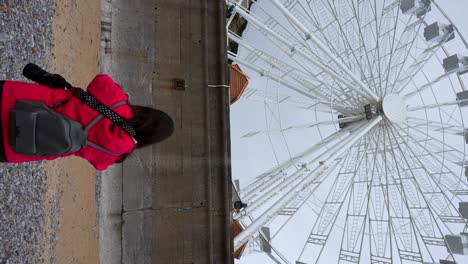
[{"x1": 1, "y1": 74, "x2": 135, "y2": 170}]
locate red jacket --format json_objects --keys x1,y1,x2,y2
[{"x1": 2, "y1": 74, "x2": 135, "y2": 170}]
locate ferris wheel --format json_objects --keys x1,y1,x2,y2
[{"x1": 227, "y1": 0, "x2": 468, "y2": 263}]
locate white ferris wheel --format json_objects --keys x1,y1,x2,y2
[{"x1": 227, "y1": 0, "x2": 468, "y2": 263}]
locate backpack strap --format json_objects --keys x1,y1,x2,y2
[
  {"x1": 85, "y1": 100, "x2": 129, "y2": 157},
  {"x1": 75, "y1": 90, "x2": 137, "y2": 139},
  {"x1": 86, "y1": 141, "x2": 121, "y2": 157},
  {"x1": 84, "y1": 101, "x2": 127, "y2": 133}
]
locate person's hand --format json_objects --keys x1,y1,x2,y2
[
  {"x1": 47, "y1": 74, "x2": 68, "y2": 88},
  {"x1": 23, "y1": 63, "x2": 69, "y2": 88}
]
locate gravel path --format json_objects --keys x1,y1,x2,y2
[{"x1": 0, "y1": 1, "x2": 58, "y2": 263}]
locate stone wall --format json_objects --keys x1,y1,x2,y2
[{"x1": 97, "y1": 0, "x2": 232, "y2": 263}]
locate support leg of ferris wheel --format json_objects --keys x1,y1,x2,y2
[
  {"x1": 238, "y1": 122, "x2": 362, "y2": 199},
  {"x1": 268, "y1": 0, "x2": 381, "y2": 102},
  {"x1": 237, "y1": 121, "x2": 365, "y2": 213},
  {"x1": 230, "y1": 3, "x2": 379, "y2": 103},
  {"x1": 234, "y1": 116, "x2": 383, "y2": 251},
  {"x1": 236, "y1": 120, "x2": 369, "y2": 217}
]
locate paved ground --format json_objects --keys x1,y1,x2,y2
[{"x1": 43, "y1": 0, "x2": 101, "y2": 263}]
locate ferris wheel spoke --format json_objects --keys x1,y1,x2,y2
[
  {"x1": 392, "y1": 33, "x2": 449, "y2": 95},
  {"x1": 270, "y1": 180, "x2": 326, "y2": 240},
  {"x1": 381, "y1": 13, "x2": 422, "y2": 94},
  {"x1": 400, "y1": 26, "x2": 462, "y2": 97},
  {"x1": 267, "y1": 122, "x2": 362, "y2": 175},
  {"x1": 369, "y1": 0, "x2": 394, "y2": 99},
  {"x1": 388, "y1": 1, "x2": 454, "y2": 96},
  {"x1": 238, "y1": 122, "x2": 363, "y2": 202},
  {"x1": 229, "y1": 2, "x2": 379, "y2": 103},
  {"x1": 266, "y1": 168, "x2": 347, "y2": 256},
  {"x1": 383, "y1": 124, "x2": 457, "y2": 261},
  {"x1": 414, "y1": 154, "x2": 468, "y2": 199},
  {"x1": 407, "y1": 137, "x2": 468, "y2": 198},
  {"x1": 390, "y1": 126, "x2": 465, "y2": 243},
  {"x1": 235, "y1": 158, "x2": 340, "y2": 251},
  {"x1": 337, "y1": 128, "x2": 383, "y2": 264},
  {"x1": 228, "y1": 52, "x2": 333, "y2": 104},
  {"x1": 407, "y1": 125, "x2": 468, "y2": 161},
  {"x1": 380, "y1": 125, "x2": 438, "y2": 262},
  {"x1": 308, "y1": 0, "x2": 377, "y2": 94},
  {"x1": 366, "y1": 135, "x2": 394, "y2": 263},
  {"x1": 271, "y1": 0, "x2": 382, "y2": 102},
  {"x1": 228, "y1": 51, "x2": 363, "y2": 113},
  {"x1": 392, "y1": 124, "x2": 468, "y2": 202},
  {"x1": 297, "y1": 131, "x2": 377, "y2": 263},
  {"x1": 402, "y1": 70, "x2": 452, "y2": 100},
  {"x1": 376, "y1": 0, "x2": 402, "y2": 98},
  {"x1": 239, "y1": 121, "x2": 371, "y2": 217},
  {"x1": 390, "y1": 125, "x2": 464, "y2": 211},
  {"x1": 234, "y1": 117, "x2": 382, "y2": 251},
  {"x1": 347, "y1": 0, "x2": 385, "y2": 99},
  {"x1": 338, "y1": 188, "x2": 369, "y2": 264},
  {"x1": 405, "y1": 117, "x2": 466, "y2": 136},
  {"x1": 387, "y1": 188, "x2": 426, "y2": 263},
  {"x1": 413, "y1": 130, "x2": 468, "y2": 167},
  {"x1": 387, "y1": 2, "x2": 443, "y2": 93},
  {"x1": 242, "y1": 88, "x2": 339, "y2": 114},
  {"x1": 228, "y1": 32, "x2": 364, "y2": 107},
  {"x1": 417, "y1": 105, "x2": 463, "y2": 127},
  {"x1": 407, "y1": 97, "x2": 468, "y2": 111},
  {"x1": 241, "y1": 115, "x2": 364, "y2": 138}
]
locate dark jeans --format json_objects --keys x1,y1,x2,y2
[{"x1": 0, "y1": 81, "x2": 5, "y2": 162}]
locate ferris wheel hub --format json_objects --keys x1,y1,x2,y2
[{"x1": 382, "y1": 94, "x2": 407, "y2": 124}]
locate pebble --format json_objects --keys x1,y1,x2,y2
[
  {"x1": 0, "y1": 32, "x2": 8, "y2": 41},
  {"x1": 0, "y1": 1, "x2": 58, "y2": 264}
]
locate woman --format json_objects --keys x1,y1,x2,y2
[{"x1": 0, "y1": 64, "x2": 174, "y2": 170}]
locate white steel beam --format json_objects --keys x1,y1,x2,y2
[
  {"x1": 239, "y1": 123, "x2": 360, "y2": 200},
  {"x1": 269, "y1": 0, "x2": 380, "y2": 102},
  {"x1": 228, "y1": 53, "x2": 326, "y2": 104},
  {"x1": 230, "y1": 3, "x2": 377, "y2": 103},
  {"x1": 228, "y1": 32, "x2": 358, "y2": 106},
  {"x1": 402, "y1": 72, "x2": 451, "y2": 99},
  {"x1": 241, "y1": 123, "x2": 358, "y2": 204},
  {"x1": 234, "y1": 116, "x2": 383, "y2": 251},
  {"x1": 242, "y1": 88, "x2": 341, "y2": 114},
  {"x1": 237, "y1": 121, "x2": 366, "y2": 217},
  {"x1": 408, "y1": 98, "x2": 468, "y2": 111},
  {"x1": 228, "y1": 52, "x2": 360, "y2": 116},
  {"x1": 242, "y1": 115, "x2": 365, "y2": 138}
]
